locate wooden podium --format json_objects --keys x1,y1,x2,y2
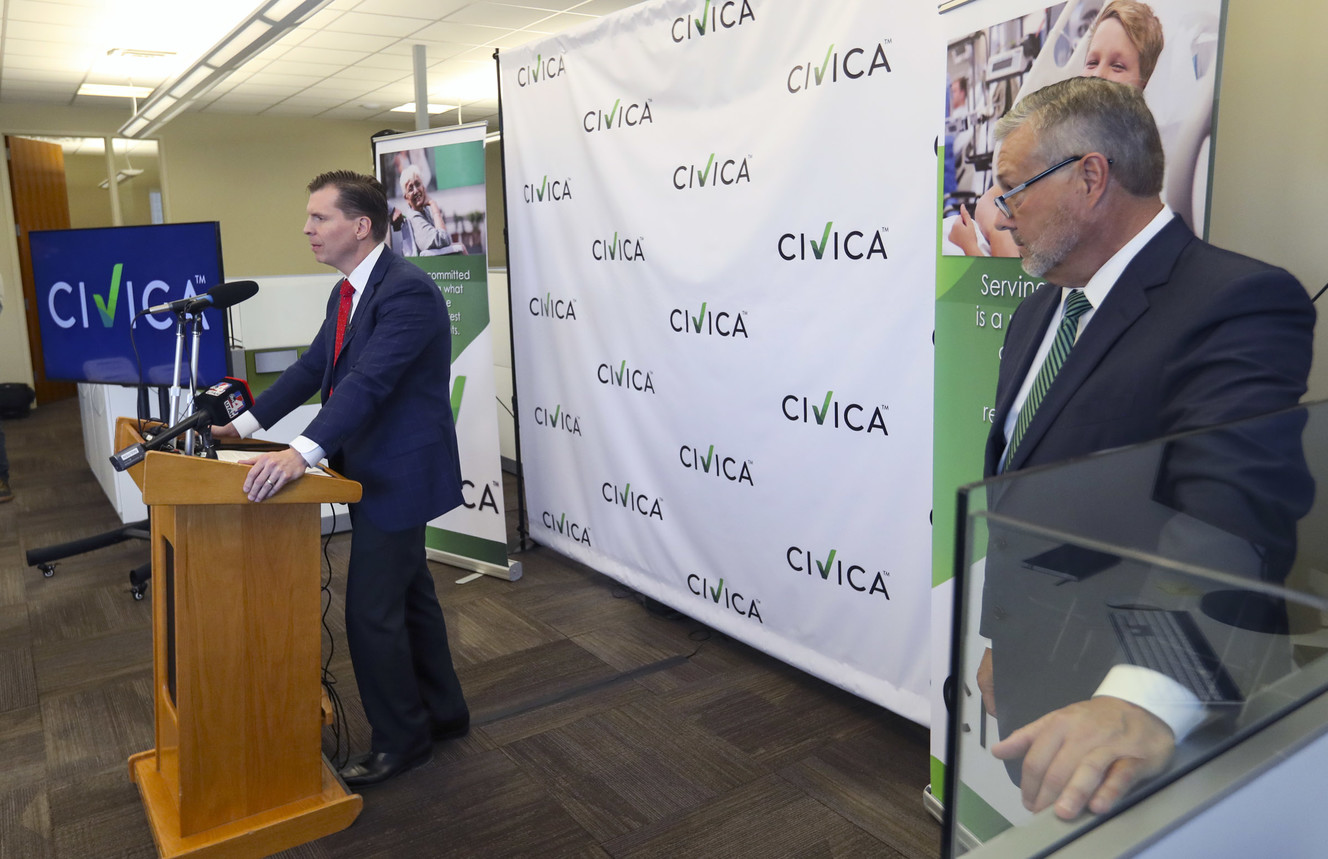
[{"x1": 116, "y1": 418, "x2": 364, "y2": 858}]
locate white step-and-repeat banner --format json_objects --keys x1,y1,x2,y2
[{"x1": 500, "y1": 0, "x2": 943, "y2": 722}]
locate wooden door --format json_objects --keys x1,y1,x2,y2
[{"x1": 8, "y1": 135, "x2": 75, "y2": 404}]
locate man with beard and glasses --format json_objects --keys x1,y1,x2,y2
[{"x1": 975, "y1": 77, "x2": 1314, "y2": 821}]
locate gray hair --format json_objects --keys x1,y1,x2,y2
[
  {"x1": 399, "y1": 162, "x2": 425, "y2": 190},
  {"x1": 994, "y1": 77, "x2": 1164, "y2": 197}
]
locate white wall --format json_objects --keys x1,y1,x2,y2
[{"x1": 1207, "y1": 0, "x2": 1328, "y2": 398}]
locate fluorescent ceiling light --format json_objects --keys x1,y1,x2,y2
[
  {"x1": 204, "y1": 20, "x2": 276, "y2": 68},
  {"x1": 99, "y1": 168, "x2": 145, "y2": 189},
  {"x1": 79, "y1": 83, "x2": 154, "y2": 99},
  {"x1": 119, "y1": 0, "x2": 335, "y2": 138},
  {"x1": 391, "y1": 102, "x2": 457, "y2": 114}
]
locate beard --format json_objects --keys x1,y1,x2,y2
[{"x1": 1017, "y1": 199, "x2": 1082, "y2": 279}]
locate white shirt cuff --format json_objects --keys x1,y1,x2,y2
[
  {"x1": 290, "y1": 435, "x2": 325, "y2": 467},
  {"x1": 231, "y1": 411, "x2": 261, "y2": 438},
  {"x1": 1094, "y1": 664, "x2": 1207, "y2": 741}
]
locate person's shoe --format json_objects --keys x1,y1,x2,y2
[
  {"x1": 338, "y1": 746, "x2": 432, "y2": 787},
  {"x1": 431, "y1": 713, "x2": 470, "y2": 742},
  {"x1": 0, "y1": 479, "x2": 12, "y2": 504}
]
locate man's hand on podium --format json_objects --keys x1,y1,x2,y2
[{"x1": 240, "y1": 448, "x2": 309, "y2": 502}]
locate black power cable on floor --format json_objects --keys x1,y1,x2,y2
[{"x1": 320, "y1": 503, "x2": 350, "y2": 769}]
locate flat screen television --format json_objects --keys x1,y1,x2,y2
[{"x1": 30, "y1": 221, "x2": 229, "y2": 386}]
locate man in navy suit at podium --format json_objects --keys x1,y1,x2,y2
[{"x1": 215, "y1": 169, "x2": 470, "y2": 787}]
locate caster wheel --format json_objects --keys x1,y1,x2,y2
[
  {"x1": 41, "y1": 565, "x2": 55, "y2": 578},
  {"x1": 132, "y1": 586, "x2": 147, "y2": 601}
]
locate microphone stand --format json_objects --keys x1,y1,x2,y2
[{"x1": 166, "y1": 310, "x2": 206, "y2": 456}]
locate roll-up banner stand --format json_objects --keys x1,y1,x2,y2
[
  {"x1": 373, "y1": 124, "x2": 520, "y2": 581},
  {"x1": 499, "y1": 0, "x2": 942, "y2": 722},
  {"x1": 931, "y1": 0, "x2": 1226, "y2": 829}
]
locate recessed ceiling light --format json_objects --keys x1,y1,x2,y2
[
  {"x1": 390, "y1": 102, "x2": 456, "y2": 114},
  {"x1": 79, "y1": 83, "x2": 155, "y2": 98}
]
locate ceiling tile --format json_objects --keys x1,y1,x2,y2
[
  {"x1": 445, "y1": 2, "x2": 552, "y2": 29},
  {"x1": 322, "y1": 11, "x2": 435, "y2": 37},
  {"x1": 346, "y1": 0, "x2": 472, "y2": 17},
  {"x1": 411, "y1": 21, "x2": 511, "y2": 46}
]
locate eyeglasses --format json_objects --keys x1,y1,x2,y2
[{"x1": 994, "y1": 154, "x2": 1099, "y2": 218}]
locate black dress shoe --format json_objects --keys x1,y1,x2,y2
[
  {"x1": 339, "y1": 746, "x2": 432, "y2": 787},
  {"x1": 431, "y1": 713, "x2": 470, "y2": 741}
]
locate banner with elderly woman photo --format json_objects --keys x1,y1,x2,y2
[
  {"x1": 929, "y1": 0, "x2": 1225, "y2": 834},
  {"x1": 373, "y1": 124, "x2": 514, "y2": 579}
]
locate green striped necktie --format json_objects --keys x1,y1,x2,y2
[{"x1": 1004, "y1": 288, "x2": 1092, "y2": 470}]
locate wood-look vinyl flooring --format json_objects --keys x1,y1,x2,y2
[{"x1": 0, "y1": 396, "x2": 938, "y2": 858}]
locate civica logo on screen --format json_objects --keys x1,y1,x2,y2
[
  {"x1": 46, "y1": 264, "x2": 214, "y2": 331},
  {"x1": 671, "y1": 0, "x2": 755, "y2": 43},
  {"x1": 787, "y1": 41, "x2": 893, "y2": 94},
  {"x1": 517, "y1": 53, "x2": 566, "y2": 87},
  {"x1": 787, "y1": 545, "x2": 891, "y2": 599}
]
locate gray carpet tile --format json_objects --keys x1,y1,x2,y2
[{"x1": 602, "y1": 772, "x2": 902, "y2": 858}]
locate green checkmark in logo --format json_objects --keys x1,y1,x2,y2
[
  {"x1": 698, "y1": 153, "x2": 716, "y2": 186},
  {"x1": 692, "y1": 301, "x2": 707, "y2": 333},
  {"x1": 695, "y1": 0, "x2": 712, "y2": 34},
  {"x1": 810, "y1": 221, "x2": 833, "y2": 259},
  {"x1": 450, "y1": 375, "x2": 466, "y2": 423},
  {"x1": 812, "y1": 390, "x2": 834, "y2": 425},
  {"x1": 93, "y1": 263, "x2": 124, "y2": 328},
  {"x1": 701, "y1": 444, "x2": 716, "y2": 472},
  {"x1": 816, "y1": 549, "x2": 837, "y2": 579},
  {"x1": 709, "y1": 577, "x2": 724, "y2": 601},
  {"x1": 816, "y1": 43, "x2": 835, "y2": 84}
]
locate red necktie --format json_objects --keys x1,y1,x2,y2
[{"x1": 333, "y1": 279, "x2": 353, "y2": 362}]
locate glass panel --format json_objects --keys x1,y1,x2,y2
[
  {"x1": 28, "y1": 136, "x2": 162, "y2": 228},
  {"x1": 112, "y1": 138, "x2": 162, "y2": 226},
  {"x1": 945, "y1": 401, "x2": 1328, "y2": 856}
]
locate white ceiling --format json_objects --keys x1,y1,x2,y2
[{"x1": 0, "y1": 0, "x2": 644, "y2": 132}]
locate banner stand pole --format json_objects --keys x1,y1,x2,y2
[{"x1": 493, "y1": 47, "x2": 533, "y2": 554}]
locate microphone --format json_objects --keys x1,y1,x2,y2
[
  {"x1": 142, "y1": 280, "x2": 259, "y2": 316},
  {"x1": 110, "y1": 377, "x2": 256, "y2": 472}
]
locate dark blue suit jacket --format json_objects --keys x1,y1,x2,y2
[
  {"x1": 980, "y1": 215, "x2": 1315, "y2": 741},
  {"x1": 251, "y1": 246, "x2": 463, "y2": 531},
  {"x1": 985, "y1": 215, "x2": 1314, "y2": 479}
]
